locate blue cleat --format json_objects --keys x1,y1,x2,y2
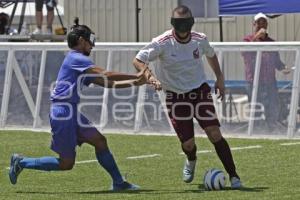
[
  {"x1": 111, "y1": 181, "x2": 140, "y2": 191},
  {"x1": 9, "y1": 154, "x2": 24, "y2": 185}
]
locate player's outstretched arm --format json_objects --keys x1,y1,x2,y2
[
  {"x1": 133, "y1": 58, "x2": 162, "y2": 90},
  {"x1": 85, "y1": 66, "x2": 147, "y2": 88},
  {"x1": 86, "y1": 66, "x2": 145, "y2": 81}
]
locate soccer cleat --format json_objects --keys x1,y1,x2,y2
[
  {"x1": 9, "y1": 154, "x2": 24, "y2": 185},
  {"x1": 32, "y1": 28, "x2": 42, "y2": 35},
  {"x1": 230, "y1": 176, "x2": 243, "y2": 189},
  {"x1": 183, "y1": 159, "x2": 196, "y2": 183},
  {"x1": 111, "y1": 181, "x2": 140, "y2": 191}
]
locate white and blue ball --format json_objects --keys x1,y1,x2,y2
[{"x1": 203, "y1": 168, "x2": 226, "y2": 190}]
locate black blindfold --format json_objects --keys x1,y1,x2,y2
[{"x1": 171, "y1": 17, "x2": 194, "y2": 33}]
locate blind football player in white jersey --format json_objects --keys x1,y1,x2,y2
[{"x1": 133, "y1": 5, "x2": 242, "y2": 189}]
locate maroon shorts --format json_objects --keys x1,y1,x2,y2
[{"x1": 166, "y1": 83, "x2": 220, "y2": 143}]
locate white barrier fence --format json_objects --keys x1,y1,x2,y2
[{"x1": 0, "y1": 42, "x2": 299, "y2": 138}]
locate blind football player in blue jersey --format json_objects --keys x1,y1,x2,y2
[{"x1": 9, "y1": 18, "x2": 146, "y2": 191}]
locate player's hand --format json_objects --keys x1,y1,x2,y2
[
  {"x1": 148, "y1": 76, "x2": 162, "y2": 91},
  {"x1": 134, "y1": 75, "x2": 148, "y2": 86},
  {"x1": 254, "y1": 28, "x2": 267, "y2": 40},
  {"x1": 141, "y1": 66, "x2": 162, "y2": 90},
  {"x1": 133, "y1": 68, "x2": 148, "y2": 86},
  {"x1": 134, "y1": 68, "x2": 148, "y2": 85},
  {"x1": 215, "y1": 76, "x2": 225, "y2": 100}
]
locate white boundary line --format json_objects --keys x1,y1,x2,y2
[
  {"x1": 4, "y1": 143, "x2": 298, "y2": 170},
  {"x1": 5, "y1": 145, "x2": 263, "y2": 169},
  {"x1": 63, "y1": 154, "x2": 163, "y2": 164},
  {"x1": 197, "y1": 150, "x2": 212, "y2": 154},
  {"x1": 280, "y1": 142, "x2": 300, "y2": 146},
  {"x1": 180, "y1": 145, "x2": 262, "y2": 155},
  {"x1": 231, "y1": 145, "x2": 262, "y2": 150},
  {"x1": 2, "y1": 127, "x2": 300, "y2": 140},
  {"x1": 4, "y1": 154, "x2": 162, "y2": 169},
  {"x1": 126, "y1": 154, "x2": 161, "y2": 160},
  {"x1": 76, "y1": 160, "x2": 98, "y2": 164}
]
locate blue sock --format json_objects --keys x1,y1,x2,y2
[
  {"x1": 96, "y1": 149, "x2": 123, "y2": 184},
  {"x1": 19, "y1": 157, "x2": 60, "y2": 171}
]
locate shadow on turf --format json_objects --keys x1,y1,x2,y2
[
  {"x1": 77, "y1": 189, "x2": 156, "y2": 194},
  {"x1": 16, "y1": 185, "x2": 268, "y2": 195},
  {"x1": 197, "y1": 184, "x2": 269, "y2": 192},
  {"x1": 16, "y1": 189, "x2": 155, "y2": 195},
  {"x1": 73, "y1": 189, "x2": 203, "y2": 195},
  {"x1": 16, "y1": 189, "x2": 204, "y2": 195}
]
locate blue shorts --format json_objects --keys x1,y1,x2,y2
[{"x1": 49, "y1": 103, "x2": 99, "y2": 159}]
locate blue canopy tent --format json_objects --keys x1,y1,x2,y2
[
  {"x1": 219, "y1": 0, "x2": 300, "y2": 15},
  {"x1": 217, "y1": 0, "x2": 300, "y2": 41}
]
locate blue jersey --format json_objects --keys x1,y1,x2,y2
[{"x1": 50, "y1": 50, "x2": 94, "y2": 103}]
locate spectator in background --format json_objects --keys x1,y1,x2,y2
[
  {"x1": 242, "y1": 13, "x2": 291, "y2": 132},
  {"x1": 33, "y1": 0, "x2": 57, "y2": 35},
  {"x1": 0, "y1": 12, "x2": 17, "y2": 35},
  {"x1": 0, "y1": 12, "x2": 9, "y2": 34}
]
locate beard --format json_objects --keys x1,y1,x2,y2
[{"x1": 174, "y1": 30, "x2": 191, "y2": 40}]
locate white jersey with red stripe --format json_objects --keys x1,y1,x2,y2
[{"x1": 136, "y1": 29, "x2": 215, "y2": 93}]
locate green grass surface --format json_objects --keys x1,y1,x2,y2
[{"x1": 0, "y1": 130, "x2": 299, "y2": 200}]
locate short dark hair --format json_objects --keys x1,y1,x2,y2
[
  {"x1": 67, "y1": 17, "x2": 94, "y2": 48},
  {"x1": 172, "y1": 5, "x2": 192, "y2": 17}
]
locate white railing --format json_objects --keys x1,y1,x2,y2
[{"x1": 0, "y1": 42, "x2": 299, "y2": 138}]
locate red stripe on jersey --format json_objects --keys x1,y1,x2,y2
[
  {"x1": 158, "y1": 35, "x2": 173, "y2": 43},
  {"x1": 191, "y1": 33, "x2": 206, "y2": 39}
]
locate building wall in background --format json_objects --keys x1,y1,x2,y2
[
  {"x1": 63, "y1": 0, "x2": 300, "y2": 42},
  {"x1": 63, "y1": 0, "x2": 299, "y2": 80}
]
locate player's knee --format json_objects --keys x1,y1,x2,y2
[
  {"x1": 182, "y1": 138, "x2": 195, "y2": 152},
  {"x1": 204, "y1": 126, "x2": 222, "y2": 143},
  {"x1": 59, "y1": 159, "x2": 75, "y2": 170},
  {"x1": 84, "y1": 131, "x2": 108, "y2": 149},
  {"x1": 99, "y1": 134, "x2": 107, "y2": 143},
  {"x1": 59, "y1": 163, "x2": 74, "y2": 170},
  {"x1": 94, "y1": 135, "x2": 108, "y2": 151},
  {"x1": 183, "y1": 144, "x2": 195, "y2": 152},
  {"x1": 97, "y1": 134, "x2": 107, "y2": 146}
]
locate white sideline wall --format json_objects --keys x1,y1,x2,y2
[{"x1": 0, "y1": 42, "x2": 299, "y2": 138}]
